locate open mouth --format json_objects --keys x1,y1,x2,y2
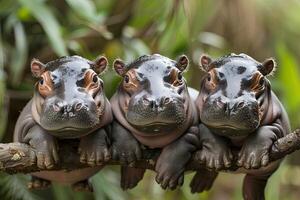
[
  {"x1": 47, "y1": 126, "x2": 92, "y2": 132},
  {"x1": 144, "y1": 122, "x2": 170, "y2": 127},
  {"x1": 214, "y1": 124, "x2": 239, "y2": 129},
  {"x1": 58, "y1": 127, "x2": 80, "y2": 131},
  {"x1": 131, "y1": 121, "x2": 177, "y2": 134}
]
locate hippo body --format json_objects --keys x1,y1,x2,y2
[
  {"x1": 110, "y1": 54, "x2": 200, "y2": 190},
  {"x1": 13, "y1": 55, "x2": 112, "y2": 191},
  {"x1": 191, "y1": 53, "x2": 290, "y2": 200}
]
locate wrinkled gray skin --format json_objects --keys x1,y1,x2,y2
[
  {"x1": 14, "y1": 55, "x2": 112, "y2": 191},
  {"x1": 191, "y1": 53, "x2": 290, "y2": 200},
  {"x1": 110, "y1": 54, "x2": 200, "y2": 190}
]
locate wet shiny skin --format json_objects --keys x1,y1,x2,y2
[
  {"x1": 200, "y1": 57, "x2": 264, "y2": 136},
  {"x1": 36, "y1": 57, "x2": 106, "y2": 138}
]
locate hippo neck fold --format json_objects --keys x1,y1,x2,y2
[{"x1": 111, "y1": 89, "x2": 195, "y2": 149}]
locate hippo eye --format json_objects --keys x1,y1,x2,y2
[
  {"x1": 124, "y1": 75, "x2": 130, "y2": 83},
  {"x1": 207, "y1": 74, "x2": 211, "y2": 82},
  {"x1": 259, "y1": 77, "x2": 265, "y2": 86},
  {"x1": 39, "y1": 78, "x2": 44, "y2": 85},
  {"x1": 178, "y1": 73, "x2": 183, "y2": 80},
  {"x1": 92, "y1": 75, "x2": 98, "y2": 83}
]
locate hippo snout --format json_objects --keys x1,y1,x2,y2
[
  {"x1": 52, "y1": 99, "x2": 89, "y2": 114},
  {"x1": 201, "y1": 95, "x2": 260, "y2": 133},
  {"x1": 126, "y1": 94, "x2": 186, "y2": 131},
  {"x1": 213, "y1": 97, "x2": 248, "y2": 115},
  {"x1": 40, "y1": 96, "x2": 100, "y2": 137},
  {"x1": 142, "y1": 95, "x2": 172, "y2": 110}
]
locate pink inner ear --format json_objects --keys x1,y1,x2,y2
[
  {"x1": 97, "y1": 58, "x2": 107, "y2": 67},
  {"x1": 31, "y1": 63, "x2": 41, "y2": 72},
  {"x1": 180, "y1": 57, "x2": 187, "y2": 65},
  {"x1": 115, "y1": 63, "x2": 123, "y2": 73},
  {"x1": 114, "y1": 61, "x2": 125, "y2": 75},
  {"x1": 201, "y1": 56, "x2": 210, "y2": 66},
  {"x1": 31, "y1": 62, "x2": 44, "y2": 77}
]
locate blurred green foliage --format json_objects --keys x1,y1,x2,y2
[{"x1": 1, "y1": 0, "x2": 300, "y2": 199}]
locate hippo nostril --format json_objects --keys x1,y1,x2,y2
[
  {"x1": 237, "y1": 101, "x2": 245, "y2": 109},
  {"x1": 142, "y1": 98, "x2": 150, "y2": 106},
  {"x1": 163, "y1": 97, "x2": 171, "y2": 105},
  {"x1": 53, "y1": 104, "x2": 61, "y2": 112},
  {"x1": 216, "y1": 101, "x2": 225, "y2": 108},
  {"x1": 75, "y1": 102, "x2": 83, "y2": 111}
]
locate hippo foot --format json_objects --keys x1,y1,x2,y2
[
  {"x1": 27, "y1": 128, "x2": 59, "y2": 169},
  {"x1": 27, "y1": 176, "x2": 51, "y2": 190},
  {"x1": 155, "y1": 169, "x2": 184, "y2": 190},
  {"x1": 237, "y1": 143, "x2": 270, "y2": 169},
  {"x1": 79, "y1": 145, "x2": 110, "y2": 167},
  {"x1": 155, "y1": 156, "x2": 184, "y2": 190},
  {"x1": 121, "y1": 166, "x2": 145, "y2": 190},
  {"x1": 195, "y1": 145, "x2": 233, "y2": 170},
  {"x1": 112, "y1": 141, "x2": 142, "y2": 167},
  {"x1": 79, "y1": 134, "x2": 111, "y2": 167},
  {"x1": 190, "y1": 169, "x2": 218, "y2": 193},
  {"x1": 72, "y1": 180, "x2": 93, "y2": 192}
]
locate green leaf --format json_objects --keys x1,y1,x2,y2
[
  {"x1": 0, "y1": 0, "x2": 16, "y2": 15},
  {"x1": 18, "y1": 0, "x2": 68, "y2": 56},
  {"x1": 92, "y1": 169, "x2": 128, "y2": 200},
  {"x1": 275, "y1": 41, "x2": 300, "y2": 127},
  {"x1": 0, "y1": 174, "x2": 41, "y2": 200},
  {"x1": 0, "y1": 28, "x2": 7, "y2": 141},
  {"x1": 10, "y1": 20, "x2": 28, "y2": 86},
  {"x1": 65, "y1": 0, "x2": 102, "y2": 23}
]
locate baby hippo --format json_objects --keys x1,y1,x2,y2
[
  {"x1": 14, "y1": 55, "x2": 112, "y2": 191},
  {"x1": 110, "y1": 54, "x2": 199, "y2": 190},
  {"x1": 191, "y1": 53, "x2": 290, "y2": 200}
]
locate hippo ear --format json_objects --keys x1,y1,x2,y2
[
  {"x1": 113, "y1": 59, "x2": 126, "y2": 76},
  {"x1": 176, "y1": 55, "x2": 189, "y2": 71},
  {"x1": 199, "y1": 54, "x2": 213, "y2": 72},
  {"x1": 31, "y1": 58, "x2": 46, "y2": 78},
  {"x1": 92, "y1": 56, "x2": 108, "y2": 74},
  {"x1": 259, "y1": 58, "x2": 276, "y2": 76}
]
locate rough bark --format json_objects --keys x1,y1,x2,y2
[{"x1": 0, "y1": 129, "x2": 299, "y2": 174}]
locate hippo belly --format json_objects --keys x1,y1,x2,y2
[{"x1": 31, "y1": 166, "x2": 103, "y2": 185}]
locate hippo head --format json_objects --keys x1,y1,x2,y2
[
  {"x1": 30, "y1": 55, "x2": 109, "y2": 138},
  {"x1": 113, "y1": 54, "x2": 190, "y2": 134},
  {"x1": 197, "y1": 53, "x2": 276, "y2": 137}
]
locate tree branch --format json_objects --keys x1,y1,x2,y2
[{"x1": 0, "y1": 129, "x2": 299, "y2": 174}]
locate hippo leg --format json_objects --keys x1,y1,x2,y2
[
  {"x1": 243, "y1": 174, "x2": 270, "y2": 200},
  {"x1": 190, "y1": 168, "x2": 218, "y2": 193},
  {"x1": 72, "y1": 179, "x2": 93, "y2": 192},
  {"x1": 155, "y1": 126, "x2": 200, "y2": 190},
  {"x1": 111, "y1": 121, "x2": 142, "y2": 166},
  {"x1": 24, "y1": 125, "x2": 59, "y2": 169},
  {"x1": 27, "y1": 176, "x2": 51, "y2": 190},
  {"x1": 237, "y1": 125, "x2": 279, "y2": 169},
  {"x1": 121, "y1": 166, "x2": 145, "y2": 190},
  {"x1": 195, "y1": 124, "x2": 233, "y2": 170},
  {"x1": 79, "y1": 128, "x2": 111, "y2": 166}
]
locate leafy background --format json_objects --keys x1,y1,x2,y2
[{"x1": 1, "y1": 0, "x2": 300, "y2": 199}]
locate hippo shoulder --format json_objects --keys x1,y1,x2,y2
[
  {"x1": 269, "y1": 91, "x2": 291, "y2": 135},
  {"x1": 13, "y1": 100, "x2": 37, "y2": 142}
]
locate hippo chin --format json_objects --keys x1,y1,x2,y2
[
  {"x1": 190, "y1": 53, "x2": 290, "y2": 200},
  {"x1": 13, "y1": 55, "x2": 113, "y2": 191},
  {"x1": 110, "y1": 54, "x2": 199, "y2": 190}
]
